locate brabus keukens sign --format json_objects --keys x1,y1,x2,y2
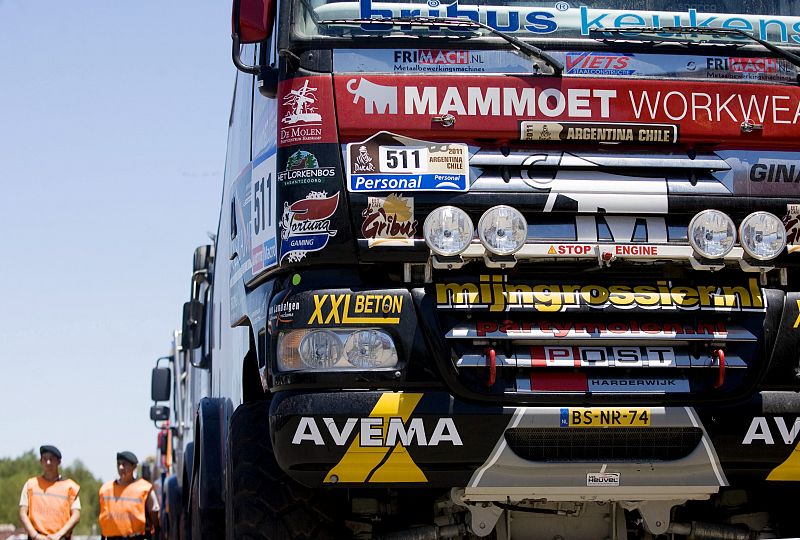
[{"x1": 319, "y1": 1, "x2": 800, "y2": 43}]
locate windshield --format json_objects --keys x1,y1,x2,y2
[{"x1": 294, "y1": 0, "x2": 800, "y2": 44}]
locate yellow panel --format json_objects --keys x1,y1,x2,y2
[{"x1": 767, "y1": 444, "x2": 800, "y2": 481}]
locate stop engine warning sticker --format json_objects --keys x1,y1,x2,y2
[{"x1": 346, "y1": 131, "x2": 469, "y2": 192}]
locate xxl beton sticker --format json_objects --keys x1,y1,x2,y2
[
  {"x1": 346, "y1": 131, "x2": 469, "y2": 192},
  {"x1": 279, "y1": 191, "x2": 339, "y2": 263},
  {"x1": 362, "y1": 195, "x2": 418, "y2": 247},
  {"x1": 308, "y1": 292, "x2": 403, "y2": 324}
]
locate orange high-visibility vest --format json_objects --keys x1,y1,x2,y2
[
  {"x1": 98, "y1": 478, "x2": 152, "y2": 537},
  {"x1": 25, "y1": 476, "x2": 80, "y2": 535}
]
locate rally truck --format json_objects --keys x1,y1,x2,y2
[
  {"x1": 184, "y1": 0, "x2": 800, "y2": 538},
  {"x1": 148, "y1": 246, "x2": 215, "y2": 540}
]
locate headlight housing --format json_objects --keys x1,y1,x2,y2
[
  {"x1": 688, "y1": 210, "x2": 736, "y2": 259},
  {"x1": 478, "y1": 205, "x2": 527, "y2": 255},
  {"x1": 739, "y1": 211, "x2": 786, "y2": 260},
  {"x1": 277, "y1": 329, "x2": 398, "y2": 371},
  {"x1": 423, "y1": 206, "x2": 473, "y2": 257}
]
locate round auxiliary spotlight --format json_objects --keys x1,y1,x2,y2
[
  {"x1": 478, "y1": 205, "x2": 527, "y2": 255},
  {"x1": 423, "y1": 206, "x2": 474, "y2": 257},
  {"x1": 688, "y1": 209, "x2": 736, "y2": 259},
  {"x1": 739, "y1": 211, "x2": 786, "y2": 260}
]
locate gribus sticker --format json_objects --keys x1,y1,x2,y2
[
  {"x1": 785, "y1": 204, "x2": 800, "y2": 254},
  {"x1": 346, "y1": 131, "x2": 469, "y2": 192},
  {"x1": 435, "y1": 275, "x2": 765, "y2": 312},
  {"x1": 361, "y1": 194, "x2": 418, "y2": 247}
]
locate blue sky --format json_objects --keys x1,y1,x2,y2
[{"x1": 0, "y1": 1, "x2": 232, "y2": 481}]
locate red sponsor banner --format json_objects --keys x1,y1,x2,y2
[
  {"x1": 279, "y1": 76, "x2": 338, "y2": 148},
  {"x1": 334, "y1": 75, "x2": 800, "y2": 147}
]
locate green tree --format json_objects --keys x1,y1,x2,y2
[{"x1": 0, "y1": 450, "x2": 103, "y2": 535}]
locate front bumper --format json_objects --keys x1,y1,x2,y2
[{"x1": 269, "y1": 390, "x2": 800, "y2": 494}]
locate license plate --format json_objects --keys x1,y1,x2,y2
[{"x1": 560, "y1": 408, "x2": 651, "y2": 427}]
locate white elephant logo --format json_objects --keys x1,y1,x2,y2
[{"x1": 347, "y1": 78, "x2": 398, "y2": 114}]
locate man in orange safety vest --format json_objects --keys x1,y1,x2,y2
[
  {"x1": 19, "y1": 445, "x2": 81, "y2": 540},
  {"x1": 98, "y1": 451, "x2": 160, "y2": 540}
]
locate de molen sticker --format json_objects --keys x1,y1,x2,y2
[
  {"x1": 279, "y1": 77, "x2": 337, "y2": 147},
  {"x1": 520, "y1": 121, "x2": 678, "y2": 144},
  {"x1": 346, "y1": 131, "x2": 469, "y2": 192},
  {"x1": 362, "y1": 194, "x2": 419, "y2": 247},
  {"x1": 785, "y1": 203, "x2": 800, "y2": 254},
  {"x1": 278, "y1": 150, "x2": 337, "y2": 187},
  {"x1": 280, "y1": 191, "x2": 339, "y2": 263}
]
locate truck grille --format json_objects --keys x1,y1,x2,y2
[{"x1": 504, "y1": 427, "x2": 704, "y2": 462}]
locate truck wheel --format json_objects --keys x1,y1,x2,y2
[
  {"x1": 226, "y1": 400, "x2": 348, "y2": 540},
  {"x1": 190, "y1": 473, "x2": 224, "y2": 540}
]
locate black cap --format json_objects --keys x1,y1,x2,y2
[
  {"x1": 116, "y1": 451, "x2": 138, "y2": 465},
  {"x1": 39, "y1": 445, "x2": 62, "y2": 460}
]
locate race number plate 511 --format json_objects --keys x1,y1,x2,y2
[{"x1": 561, "y1": 408, "x2": 650, "y2": 427}]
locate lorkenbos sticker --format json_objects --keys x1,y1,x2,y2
[
  {"x1": 347, "y1": 131, "x2": 469, "y2": 192},
  {"x1": 520, "y1": 121, "x2": 678, "y2": 144}
]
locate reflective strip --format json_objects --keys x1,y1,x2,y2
[
  {"x1": 30, "y1": 491, "x2": 70, "y2": 500},
  {"x1": 100, "y1": 495, "x2": 145, "y2": 503}
]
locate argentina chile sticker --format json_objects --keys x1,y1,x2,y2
[{"x1": 346, "y1": 131, "x2": 469, "y2": 192}]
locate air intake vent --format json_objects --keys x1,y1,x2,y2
[{"x1": 504, "y1": 427, "x2": 703, "y2": 462}]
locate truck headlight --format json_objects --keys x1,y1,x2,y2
[
  {"x1": 478, "y1": 205, "x2": 527, "y2": 255},
  {"x1": 739, "y1": 211, "x2": 786, "y2": 260},
  {"x1": 277, "y1": 329, "x2": 399, "y2": 371},
  {"x1": 688, "y1": 209, "x2": 736, "y2": 259},
  {"x1": 344, "y1": 330, "x2": 398, "y2": 368},
  {"x1": 299, "y1": 330, "x2": 342, "y2": 369},
  {"x1": 423, "y1": 206, "x2": 473, "y2": 257}
]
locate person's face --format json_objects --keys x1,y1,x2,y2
[
  {"x1": 117, "y1": 460, "x2": 136, "y2": 481},
  {"x1": 40, "y1": 453, "x2": 60, "y2": 475}
]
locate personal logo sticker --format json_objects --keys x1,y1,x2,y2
[{"x1": 346, "y1": 132, "x2": 468, "y2": 192}]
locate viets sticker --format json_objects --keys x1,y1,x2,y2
[
  {"x1": 346, "y1": 131, "x2": 469, "y2": 192},
  {"x1": 278, "y1": 77, "x2": 337, "y2": 147},
  {"x1": 279, "y1": 191, "x2": 339, "y2": 263},
  {"x1": 362, "y1": 195, "x2": 418, "y2": 247}
]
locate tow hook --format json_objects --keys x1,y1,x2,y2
[
  {"x1": 713, "y1": 349, "x2": 726, "y2": 389},
  {"x1": 486, "y1": 348, "x2": 496, "y2": 387}
]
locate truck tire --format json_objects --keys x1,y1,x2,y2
[
  {"x1": 226, "y1": 400, "x2": 348, "y2": 540},
  {"x1": 190, "y1": 473, "x2": 224, "y2": 540}
]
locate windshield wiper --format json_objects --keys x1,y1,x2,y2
[
  {"x1": 317, "y1": 16, "x2": 563, "y2": 75},
  {"x1": 591, "y1": 26, "x2": 800, "y2": 72}
]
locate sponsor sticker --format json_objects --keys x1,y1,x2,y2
[
  {"x1": 587, "y1": 472, "x2": 620, "y2": 487},
  {"x1": 308, "y1": 293, "x2": 403, "y2": 324},
  {"x1": 520, "y1": 121, "x2": 677, "y2": 144},
  {"x1": 785, "y1": 204, "x2": 800, "y2": 254},
  {"x1": 362, "y1": 194, "x2": 419, "y2": 247},
  {"x1": 278, "y1": 150, "x2": 337, "y2": 187},
  {"x1": 435, "y1": 275, "x2": 765, "y2": 312},
  {"x1": 561, "y1": 408, "x2": 650, "y2": 427},
  {"x1": 279, "y1": 191, "x2": 339, "y2": 263},
  {"x1": 565, "y1": 52, "x2": 636, "y2": 75},
  {"x1": 588, "y1": 377, "x2": 690, "y2": 393},
  {"x1": 279, "y1": 77, "x2": 336, "y2": 147},
  {"x1": 334, "y1": 49, "x2": 534, "y2": 74},
  {"x1": 269, "y1": 301, "x2": 299, "y2": 324},
  {"x1": 346, "y1": 131, "x2": 468, "y2": 192}
]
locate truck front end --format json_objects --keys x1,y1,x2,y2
[{"x1": 231, "y1": 1, "x2": 800, "y2": 537}]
